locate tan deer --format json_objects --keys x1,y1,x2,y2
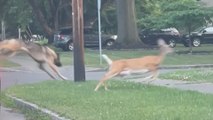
[{"x1": 94, "y1": 39, "x2": 173, "y2": 91}]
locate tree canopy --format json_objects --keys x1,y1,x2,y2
[
  {"x1": 1, "y1": 0, "x2": 213, "y2": 45},
  {"x1": 137, "y1": 0, "x2": 213, "y2": 33}
]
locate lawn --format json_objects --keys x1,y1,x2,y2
[
  {"x1": 4, "y1": 80, "x2": 213, "y2": 120},
  {"x1": 160, "y1": 68, "x2": 213, "y2": 83},
  {"x1": 0, "y1": 59, "x2": 19, "y2": 67},
  {"x1": 59, "y1": 44, "x2": 213, "y2": 67}
]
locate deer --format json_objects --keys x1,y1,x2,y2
[{"x1": 94, "y1": 39, "x2": 173, "y2": 91}]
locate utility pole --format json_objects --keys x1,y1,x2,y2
[
  {"x1": 97, "y1": 0, "x2": 102, "y2": 65},
  {"x1": 1, "y1": 20, "x2": 5, "y2": 40},
  {"x1": 72, "y1": 0, "x2": 85, "y2": 82}
]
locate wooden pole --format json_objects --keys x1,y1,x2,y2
[
  {"x1": 1, "y1": 21, "x2": 5, "y2": 40},
  {"x1": 72, "y1": 0, "x2": 85, "y2": 82}
]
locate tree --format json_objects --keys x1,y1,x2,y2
[
  {"x1": 160, "y1": 0, "x2": 213, "y2": 52},
  {"x1": 27, "y1": 0, "x2": 65, "y2": 43},
  {"x1": 116, "y1": 0, "x2": 142, "y2": 48},
  {"x1": 137, "y1": 0, "x2": 213, "y2": 33},
  {"x1": 27, "y1": 0, "x2": 117, "y2": 43},
  {"x1": 0, "y1": 0, "x2": 33, "y2": 36},
  {"x1": 163, "y1": 0, "x2": 213, "y2": 32},
  {"x1": 0, "y1": 0, "x2": 8, "y2": 19}
]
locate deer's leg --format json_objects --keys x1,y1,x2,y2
[
  {"x1": 94, "y1": 70, "x2": 119, "y2": 91},
  {"x1": 151, "y1": 69, "x2": 159, "y2": 80},
  {"x1": 147, "y1": 66, "x2": 159, "y2": 83}
]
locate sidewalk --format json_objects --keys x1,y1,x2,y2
[
  {"x1": 0, "y1": 106, "x2": 25, "y2": 120},
  {"x1": 133, "y1": 79, "x2": 213, "y2": 94}
]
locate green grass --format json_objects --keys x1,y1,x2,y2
[
  {"x1": 160, "y1": 68, "x2": 213, "y2": 83},
  {"x1": 59, "y1": 45, "x2": 213, "y2": 67},
  {"x1": 0, "y1": 93, "x2": 51, "y2": 120},
  {"x1": 0, "y1": 59, "x2": 20, "y2": 67},
  {"x1": 4, "y1": 80, "x2": 213, "y2": 120}
]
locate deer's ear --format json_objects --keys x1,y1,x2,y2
[{"x1": 157, "y1": 39, "x2": 166, "y2": 46}]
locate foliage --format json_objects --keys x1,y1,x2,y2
[
  {"x1": 2, "y1": 0, "x2": 213, "y2": 44},
  {"x1": 0, "y1": 0, "x2": 33, "y2": 35},
  {"x1": 84, "y1": 0, "x2": 117, "y2": 34},
  {"x1": 137, "y1": 0, "x2": 213, "y2": 33}
]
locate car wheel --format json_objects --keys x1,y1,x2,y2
[
  {"x1": 192, "y1": 38, "x2": 201, "y2": 47},
  {"x1": 64, "y1": 41, "x2": 74, "y2": 51},
  {"x1": 168, "y1": 39, "x2": 176, "y2": 48},
  {"x1": 104, "y1": 39, "x2": 115, "y2": 47}
]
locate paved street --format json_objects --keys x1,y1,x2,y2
[
  {"x1": 0, "y1": 106, "x2": 25, "y2": 120},
  {"x1": 1, "y1": 54, "x2": 104, "y2": 90}
]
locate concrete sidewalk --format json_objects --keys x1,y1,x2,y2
[
  {"x1": 133, "y1": 79, "x2": 213, "y2": 94},
  {"x1": 0, "y1": 106, "x2": 25, "y2": 120}
]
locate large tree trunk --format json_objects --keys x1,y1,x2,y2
[
  {"x1": 27, "y1": 0, "x2": 59, "y2": 43},
  {"x1": 116, "y1": 0, "x2": 142, "y2": 48}
]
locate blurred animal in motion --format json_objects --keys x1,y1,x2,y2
[
  {"x1": 0, "y1": 39, "x2": 28, "y2": 57},
  {"x1": 94, "y1": 39, "x2": 173, "y2": 91},
  {"x1": 0, "y1": 39, "x2": 67, "y2": 80}
]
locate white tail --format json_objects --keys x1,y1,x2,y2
[
  {"x1": 102, "y1": 54, "x2": 112, "y2": 65},
  {"x1": 94, "y1": 39, "x2": 173, "y2": 91}
]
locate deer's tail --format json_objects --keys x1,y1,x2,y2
[{"x1": 102, "y1": 54, "x2": 112, "y2": 65}]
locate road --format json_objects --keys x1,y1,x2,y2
[{"x1": 0, "y1": 54, "x2": 105, "y2": 90}]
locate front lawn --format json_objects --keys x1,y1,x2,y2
[
  {"x1": 0, "y1": 59, "x2": 19, "y2": 67},
  {"x1": 60, "y1": 45, "x2": 213, "y2": 67},
  {"x1": 4, "y1": 80, "x2": 213, "y2": 120}
]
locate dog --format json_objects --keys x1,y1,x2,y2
[
  {"x1": 0, "y1": 39, "x2": 28, "y2": 57},
  {"x1": 94, "y1": 39, "x2": 173, "y2": 91},
  {"x1": 0, "y1": 39, "x2": 67, "y2": 80}
]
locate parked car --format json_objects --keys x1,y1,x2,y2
[
  {"x1": 53, "y1": 27, "x2": 117, "y2": 51},
  {"x1": 182, "y1": 26, "x2": 213, "y2": 47},
  {"x1": 139, "y1": 28, "x2": 180, "y2": 48}
]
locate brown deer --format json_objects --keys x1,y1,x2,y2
[{"x1": 94, "y1": 39, "x2": 173, "y2": 91}]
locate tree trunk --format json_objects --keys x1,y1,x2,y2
[
  {"x1": 27, "y1": 0, "x2": 55, "y2": 43},
  {"x1": 187, "y1": 15, "x2": 192, "y2": 54},
  {"x1": 116, "y1": 0, "x2": 142, "y2": 48}
]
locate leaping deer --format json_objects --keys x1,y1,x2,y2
[{"x1": 94, "y1": 39, "x2": 173, "y2": 91}]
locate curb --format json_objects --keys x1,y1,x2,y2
[
  {"x1": 6, "y1": 94, "x2": 70, "y2": 120},
  {"x1": 0, "y1": 68, "x2": 21, "y2": 72}
]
